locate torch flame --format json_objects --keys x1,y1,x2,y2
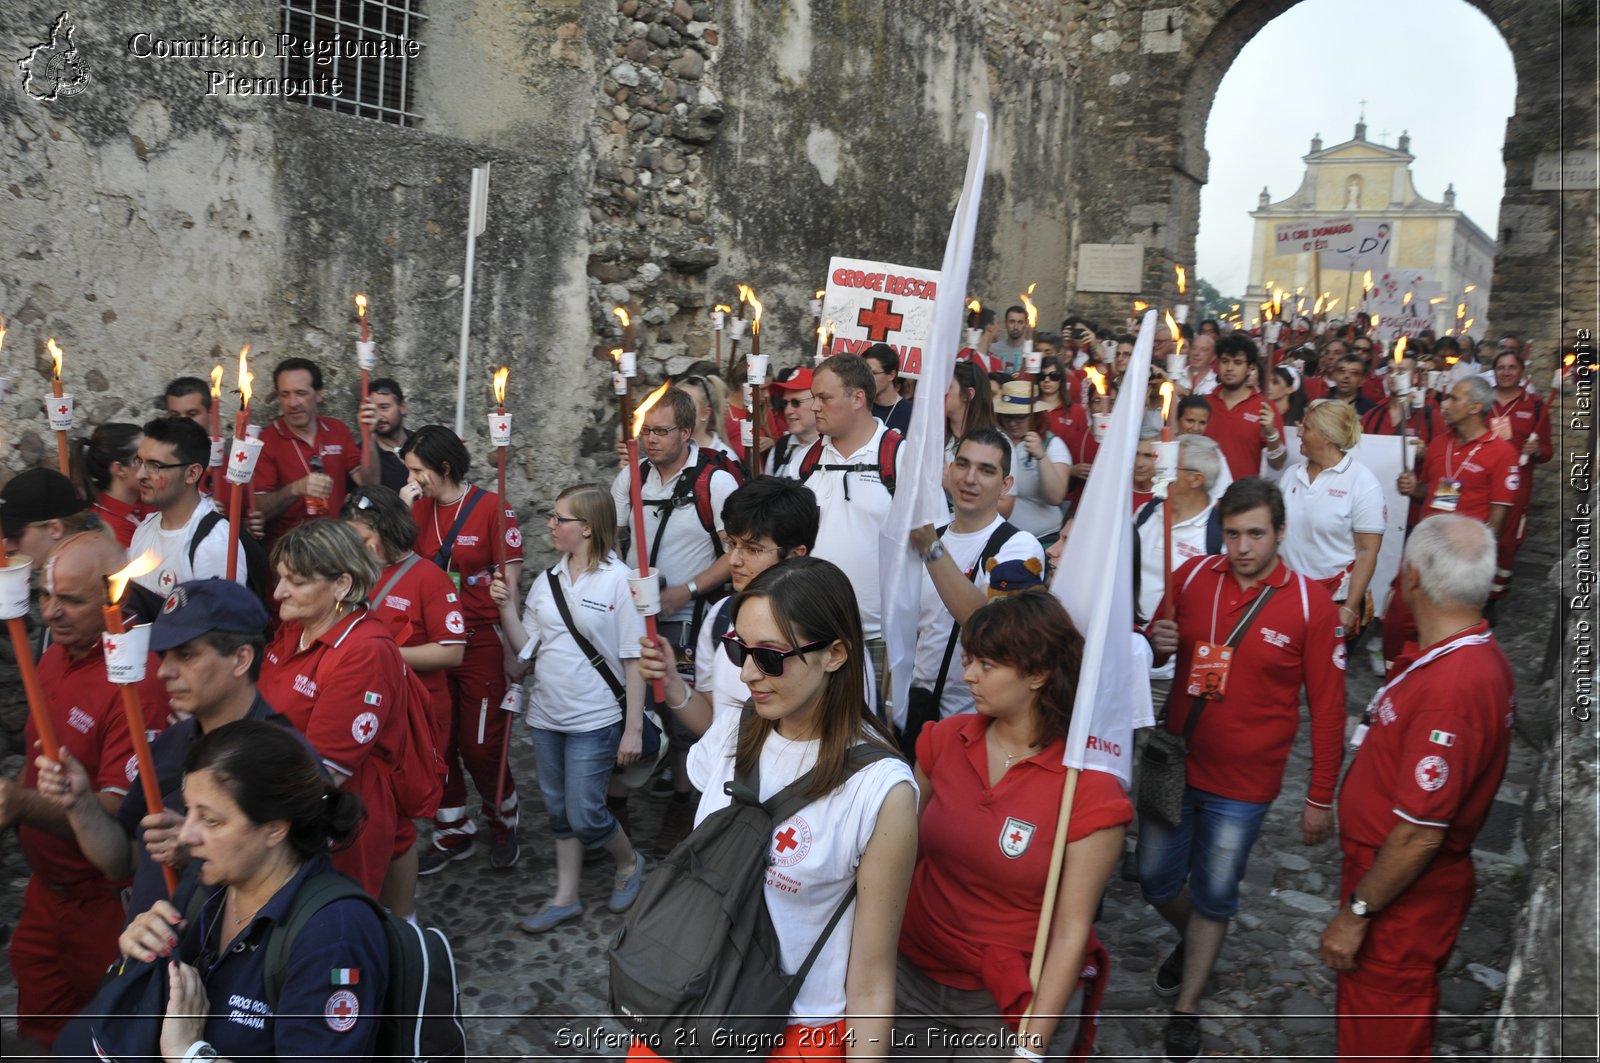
[
  {"x1": 815, "y1": 289, "x2": 826, "y2": 299},
  {"x1": 746, "y1": 289, "x2": 763, "y2": 332},
  {"x1": 108, "y1": 550, "x2": 161, "y2": 605},
  {"x1": 736, "y1": 284, "x2": 754, "y2": 306},
  {"x1": 1456, "y1": 303, "x2": 1466, "y2": 318},
  {"x1": 611, "y1": 347, "x2": 623, "y2": 364},
  {"x1": 1429, "y1": 296, "x2": 1446, "y2": 305},
  {"x1": 236, "y1": 344, "x2": 253, "y2": 408},
  {"x1": 1464, "y1": 284, "x2": 1477, "y2": 293},
  {"x1": 1463, "y1": 318, "x2": 1474, "y2": 333},
  {"x1": 1175, "y1": 265, "x2": 1187, "y2": 294},
  {"x1": 631, "y1": 381, "x2": 671, "y2": 438},
  {"x1": 1083, "y1": 366, "x2": 1107, "y2": 396},
  {"x1": 1019, "y1": 283, "x2": 1038, "y2": 329},
  {"x1": 613, "y1": 306, "x2": 631, "y2": 330},
  {"x1": 1370, "y1": 314, "x2": 1381, "y2": 329},
  {"x1": 492, "y1": 365, "x2": 510, "y2": 406},
  {"x1": 1164, "y1": 310, "x2": 1180, "y2": 342},
  {"x1": 1159, "y1": 380, "x2": 1175, "y2": 421},
  {"x1": 1393, "y1": 336, "x2": 1408, "y2": 364},
  {"x1": 1363, "y1": 270, "x2": 1373, "y2": 293},
  {"x1": 1314, "y1": 295, "x2": 1324, "y2": 315},
  {"x1": 1402, "y1": 291, "x2": 1413, "y2": 306},
  {"x1": 1133, "y1": 300, "x2": 1149, "y2": 313},
  {"x1": 1565, "y1": 353, "x2": 1576, "y2": 368},
  {"x1": 966, "y1": 298, "x2": 981, "y2": 314},
  {"x1": 354, "y1": 293, "x2": 368, "y2": 318},
  {"x1": 0, "y1": 315, "x2": 7, "y2": 354},
  {"x1": 714, "y1": 304, "x2": 733, "y2": 314},
  {"x1": 209, "y1": 364, "x2": 224, "y2": 398},
  {"x1": 48, "y1": 338, "x2": 63, "y2": 379}
]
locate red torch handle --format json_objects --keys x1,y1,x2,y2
[
  {"x1": 0, "y1": 540, "x2": 60, "y2": 762},
  {"x1": 103, "y1": 604, "x2": 177, "y2": 896},
  {"x1": 1161, "y1": 427, "x2": 1175, "y2": 622},
  {"x1": 52, "y1": 379, "x2": 71, "y2": 476},
  {"x1": 626, "y1": 439, "x2": 667, "y2": 702},
  {"x1": 360, "y1": 368, "x2": 372, "y2": 457},
  {"x1": 495, "y1": 405, "x2": 508, "y2": 572}
]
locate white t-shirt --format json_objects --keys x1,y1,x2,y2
[
  {"x1": 1134, "y1": 499, "x2": 1216, "y2": 625},
  {"x1": 1280, "y1": 454, "x2": 1387, "y2": 597},
  {"x1": 911, "y1": 517, "x2": 1044, "y2": 719},
  {"x1": 1004, "y1": 433, "x2": 1072, "y2": 537},
  {"x1": 765, "y1": 434, "x2": 814, "y2": 479},
  {"x1": 612, "y1": 443, "x2": 739, "y2": 623},
  {"x1": 130, "y1": 503, "x2": 246, "y2": 595},
  {"x1": 804, "y1": 423, "x2": 896, "y2": 639},
  {"x1": 687, "y1": 707, "x2": 914, "y2": 1024},
  {"x1": 1183, "y1": 368, "x2": 1220, "y2": 396},
  {"x1": 521, "y1": 554, "x2": 646, "y2": 733}
]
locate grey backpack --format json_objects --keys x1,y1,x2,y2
[{"x1": 608, "y1": 715, "x2": 896, "y2": 1060}]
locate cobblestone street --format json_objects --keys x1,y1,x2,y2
[{"x1": 0, "y1": 460, "x2": 1563, "y2": 1062}]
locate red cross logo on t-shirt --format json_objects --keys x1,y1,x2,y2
[
  {"x1": 775, "y1": 827, "x2": 798, "y2": 853},
  {"x1": 856, "y1": 298, "x2": 904, "y2": 343}
]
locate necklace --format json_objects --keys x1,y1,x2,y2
[
  {"x1": 227, "y1": 863, "x2": 296, "y2": 927},
  {"x1": 430, "y1": 484, "x2": 472, "y2": 549}
]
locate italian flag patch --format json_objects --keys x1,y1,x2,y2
[
  {"x1": 331, "y1": 968, "x2": 360, "y2": 985},
  {"x1": 1428, "y1": 729, "x2": 1456, "y2": 747},
  {"x1": 363, "y1": 691, "x2": 382, "y2": 706}
]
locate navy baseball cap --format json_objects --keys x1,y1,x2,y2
[{"x1": 151, "y1": 579, "x2": 270, "y2": 652}]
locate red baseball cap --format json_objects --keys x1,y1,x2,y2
[{"x1": 769, "y1": 366, "x2": 813, "y2": 393}]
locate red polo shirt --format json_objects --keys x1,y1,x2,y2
[
  {"x1": 1361, "y1": 397, "x2": 1441, "y2": 444},
  {"x1": 1416, "y1": 429, "x2": 1520, "y2": 522},
  {"x1": 92, "y1": 495, "x2": 148, "y2": 548},
  {"x1": 1156, "y1": 555, "x2": 1347, "y2": 806},
  {"x1": 899, "y1": 714, "x2": 1131, "y2": 994},
  {"x1": 259, "y1": 610, "x2": 406, "y2": 894},
  {"x1": 368, "y1": 555, "x2": 466, "y2": 747},
  {"x1": 1489, "y1": 392, "x2": 1553, "y2": 499},
  {"x1": 253, "y1": 416, "x2": 361, "y2": 548},
  {"x1": 1338, "y1": 622, "x2": 1513, "y2": 857},
  {"x1": 1204, "y1": 387, "x2": 1268, "y2": 480},
  {"x1": 26, "y1": 644, "x2": 168, "y2": 886},
  {"x1": 411, "y1": 486, "x2": 524, "y2": 627}
]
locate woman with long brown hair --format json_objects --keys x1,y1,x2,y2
[{"x1": 895, "y1": 591, "x2": 1130, "y2": 1060}]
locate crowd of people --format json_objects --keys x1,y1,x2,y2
[{"x1": 0, "y1": 299, "x2": 1548, "y2": 1061}]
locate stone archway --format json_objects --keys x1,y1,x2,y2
[{"x1": 1065, "y1": 0, "x2": 1595, "y2": 369}]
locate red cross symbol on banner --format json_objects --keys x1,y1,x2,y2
[
  {"x1": 856, "y1": 298, "x2": 904, "y2": 342},
  {"x1": 775, "y1": 827, "x2": 798, "y2": 853},
  {"x1": 1009, "y1": 829, "x2": 1024, "y2": 846}
]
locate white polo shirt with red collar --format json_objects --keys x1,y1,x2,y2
[{"x1": 1279, "y1": 453, "x2": 1387, "y2": 598}]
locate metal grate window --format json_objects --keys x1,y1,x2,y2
[{"x1": 279, "y1": 0, "x2": 425, "y2": 126}]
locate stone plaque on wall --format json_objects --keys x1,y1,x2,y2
[
  {"x1": 1531, "y1": 150, "x2": 1599, "y2": 192},
  {"x1": 1076, "y1": 244, "x2": 1145, "y2": 293}
]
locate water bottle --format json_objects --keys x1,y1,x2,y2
[{"x1": 305, "y1": 454, "x2": 327, "y2": 516}]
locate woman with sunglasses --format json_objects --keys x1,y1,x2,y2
[
  {"x1": 491, "y1": 483, "x2": 648, "y2": 932},
  {"x1": 895, "y1": 592, "x2": 1129, "y2": 1061},
  {"x1": 631, "y1": 556, "x2": 916, "y2": 1060}
]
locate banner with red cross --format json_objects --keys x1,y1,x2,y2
[{"x1": 820, "y1": 256, "x2": 941, "y2": 378}]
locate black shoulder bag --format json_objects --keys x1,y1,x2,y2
[
  {"x1": 1137, "y1": 584, "x2": 1277, "y2": 827},
  {"x1": 546, "y1": 569, "x2": 661, "y2": 758}
]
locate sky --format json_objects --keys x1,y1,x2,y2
[{"x1": 1197, "y1": 0, "x2": 1517, "y2": 299}]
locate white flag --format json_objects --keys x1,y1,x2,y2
[
  {"x1": 1052, "y1": 311, "x2": 1159, "y2": 788},
  {"x1": 878, "y1": 114, "x2": 990, "y2": 728}
]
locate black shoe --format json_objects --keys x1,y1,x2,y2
[
  {"x1": 418, "y1": 839, "x2": 473, "y2": 876},
  {"x1": 1163, "y1": 1011, "x2": 1201, "y2": 1062},
  {"x1": 488, "y1": 826, "x2": 519, "y2": 870},
  {"x1": 1154, "y1": 942, "x2": 1185, "y2": 996},
  {"x1": 647, "y1": 766, "x2": 676, "y2": 797}
]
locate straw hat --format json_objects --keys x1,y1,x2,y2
[{"x1": 992, "y1": 379, "x2": 1051, "y2": 414}]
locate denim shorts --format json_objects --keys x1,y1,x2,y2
[
  {"x1": 1135, "y1": 786, "x2": 1271, "y2": 920},
  {"x1": 529, "y1": 722, "x2": 623, "y2": 847}
]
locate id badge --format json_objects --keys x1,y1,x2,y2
[
  {"x1": 1185, "y1": 640, "x2": 1233, "y2": 700},
  {"x1": 1430, "y1": 478, "x2": 1463, "y2": 513},
  {"x1": 1349, "y1": 722, "x2": 1369, "y2": 749},
  {"x1": 1489, "y1": 414, "x2": 1513, "y2": 441},
  {"x1": 448, "y1": 570, "x2": 463, "y2": 592}
]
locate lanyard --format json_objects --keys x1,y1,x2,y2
[
  {"x1": 1442, "y1": 437, "x2": 1487, "y2": 481},
  {"x1": 1360, "y1": 629, "x2": 1492, "y2": 726},
  {"x1": 1207, "y1": 568, "x2": 1269, "y2": 645},
  {"x1": 289, "y1": 422, "x2": 322, "y2": 480},
  {"x1": 430, "y1": 486, "x2": 473, "y2": 565}
]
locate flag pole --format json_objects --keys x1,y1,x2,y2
[
  {"x1": 1015, "y1": 767, "x2": 1081, "y2": 1044},
  {"x1": 453, "y1": 164, "x2": 490, "y2": 437}
]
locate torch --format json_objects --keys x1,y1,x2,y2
[
  {"x1": 224, "y1": 346, "x2": 258, "y2": 584},
  {"x1": 1392, "y1": 336, "x2": 1412, "y2": 468},
  {"x1": 1130, "y1": 300, "x2": 1148, "y2": 335},
  {"x1": 1174, "y1": 265, "x2": 1189, "y2": 325},
  {"x1": 491, "y1": 367, "x2": 510, "y2": 572},
  {"x1": 731, "y1": 286, "x2": 752, "y2": 365},
  {"x1": 46, "y1": 339, "x2": 72, "y2": 475},
  {"x1": 814, "y1": 320, "x2": 834, "y2": 365},
  {"x1": 208, "y1": 365, "x2": 225, "y2": 499},
  {"x1": 102, "y1": 550, "x2": 177, "y2": 896},
  {"x1": 965, "y1": 299, "x2": 982, "y2": 351},
  {"x1": 1083, "y1": 366, "x2": 1110, "y2": 445},
  {"x1": 1159, "y1": 381, "x2": 1177, "y2": 620},
  {"x1": 628, "y1": 382, "x2": 672, "y2": 703},
  {"x1": 355, "y1": 294, "x2": 374, "y2": 458},
  {"x1": 745, "y1": 289, "x2": 766, "y2": 479},
  {"x1": 1550, "y1": 353, "x2": 1576, "y2": 407},
  {"x1": 613, "y1": 305, "x2": 638, "y2": 455},
  {"x1": 711, "y1": 304, "x2": 732, "y2": 375},
  {"x1": 0, "y1": 533, "x2": 60, "y2": 770},
  {"x1": 1164, "y1": 310, "x2": 1184, "y2": 380},
  {"x1": 810, "y1": 289, "x2": 825, "y2": 322}
]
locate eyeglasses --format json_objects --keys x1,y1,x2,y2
[
  {"x1": 780, "y1": 397, "x2": 809, "y2": 409},
  {"x1": 638, "y1": 425, "x2": 685, "y2": 438},
  {"x1": 550, "y1": 514, "x2": 587, "y2": 524},
  {"x1": 721, "y1": 633, "x2": 830, "y2": 677},
  {"x1": 1040, "y1": 371, "x2": 1064, "y2": 381},
  {"x1": 132, "y1": 458, "x2": 192, "y2": 473},
  {"x1": 719, "y1": 536, "x2": 781, "y2": 559}
]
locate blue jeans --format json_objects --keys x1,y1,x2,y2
[
  {"x1": 1136, "y1": 786, "x2": 1270, "y2": 921},
  {"x1": 529, "y1": 722, "x2": 622, "y2": 847}
]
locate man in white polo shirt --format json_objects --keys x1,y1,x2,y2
[
  {"x1": 1134, "y1": 435, "x2": 1225, "y2": 628},
  {"x1": 800, "y1": 353, "x2": 902, "y2": 687},
  {"x1": 611, "y1": 386, "x2": 739, "y2": 810},
  {"x1": 129, "y1": 416, "x2": 247, "y2": 594},
  {"x1": 904, "y1": 428, "x2": 1044, "y2": 750}
]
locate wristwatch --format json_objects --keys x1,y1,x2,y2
[
  {"x1": 182, "y1": 1041, "x2": 219, "y2": 1063},
  {"x1": 920, "y1": 540, "x2": 946, "y2": 564},
  {"x1": 1348, "y1": 892, "x2": 1376, "y2": 918}
]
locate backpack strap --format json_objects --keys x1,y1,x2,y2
[
  {"x1": 430, "y1": 487, "x2": 486, "y2": 572},
  {"x1": 927, "y1": 521, "x2": 1019, "y2": 708},
  {"x1": 796, "y1": 438, "x2": 826, "y2": 483},
  {"x1": 188, "y1": 510, "x2": 225, "y2": 569},
  {"x1": 546, "y1": 568, "x2": 626, "y2": 704},
  {"x1": 877, "y1": 430, "x2": 902, "y2": 496},
  {"x1": 368, "y1": 553, "x2": 423, "y2": 609},
  {"x1": 1204, "y1": 507, "x2": 1223, "y2": 556},
  {"x1": 262, "y1": 872, "x2": 379, "y2": 1007}
]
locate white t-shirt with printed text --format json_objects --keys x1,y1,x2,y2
[{"x1": 130, "y1": 503, "x2": 247, "y2": 595}]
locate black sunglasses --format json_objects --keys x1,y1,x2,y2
[
  {"x1": 721, "y1": 633, "x2": 830, "y2": 677},
  {"x1": 780, "y1": 397, "x2": 810, "y2": 409},
  {"x1": 1040, "y1": 371, "x2": 1064, "y2": 381}
]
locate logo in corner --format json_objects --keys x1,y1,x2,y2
[{"x1": 18, "y1": 11, "x2": 92, "y2": 101}]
